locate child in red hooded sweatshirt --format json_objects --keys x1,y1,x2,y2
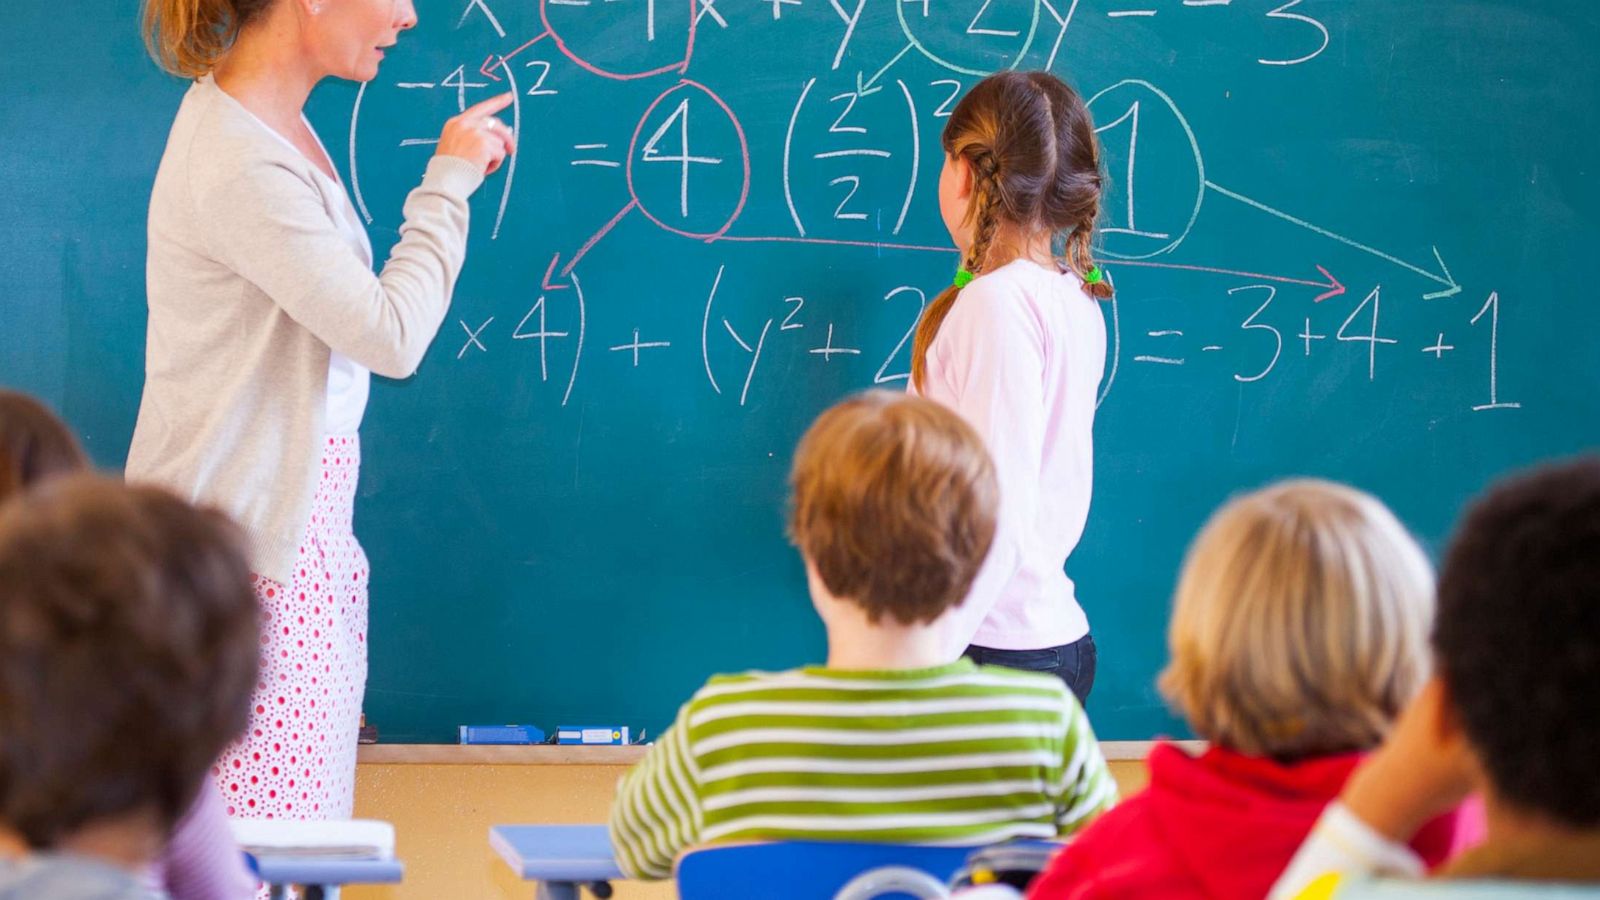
[{"x1": 1028, "y1": 480, "x2": 1483, "y2": 900}]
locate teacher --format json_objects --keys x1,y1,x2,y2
[{"x1": 129, "y1": 0, "x2": 513, "y2": 824}]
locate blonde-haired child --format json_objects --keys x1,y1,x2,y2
[
  {"x1": 1028, "y1": 480, "x2": 1481, "y2": 900},
  {"x1": 1273, "y1": 458, "x2": 1600, "y2": 898}
]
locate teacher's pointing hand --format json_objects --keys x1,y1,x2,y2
[{"x1": 438, "y1": 92, "x2": 518, "y2": 176}]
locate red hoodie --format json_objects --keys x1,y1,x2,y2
[{"x1": 1027, "y1": 744, "x2": 1484, "y2": 900}]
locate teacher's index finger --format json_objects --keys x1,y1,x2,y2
[{"x1": 463, "y1": 92, "x2": 515, "y2": 119}]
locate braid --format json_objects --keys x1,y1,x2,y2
[
  {"x1": 911, "y1": 163, "x2": 1003, "y2": 392},
  {"x1": 1067, "y1": 222, "x2": 1111, "y2": 298},
  {"x1": 967, "y1": 161, "x2": 1004, "y2": 274},
  {"x1": 1064, "y1": 115, "x2": 1109, "y2": 296},
  {"x1": 911, "y1": 288, "x2": 958, "y2": 393}
]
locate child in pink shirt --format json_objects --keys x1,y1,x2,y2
[{"x1": 910, "y1": 72, "x2": 1111, "y2": 704}]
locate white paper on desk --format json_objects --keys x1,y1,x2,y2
[{"x1": 229, "y1": 819, "x2": 395, "y2": 860}]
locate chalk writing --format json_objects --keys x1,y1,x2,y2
[{"x1": 337, "y1": 0, "x2": 1517, "y2": 416}]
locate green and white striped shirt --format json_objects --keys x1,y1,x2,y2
[{"x1": 608, "y1": 659, "x2": 1117, "y2": 879}]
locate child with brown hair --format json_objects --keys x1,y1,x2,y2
[
  {"x1": 608, "y1": 391, "x2": 1116, "y2": 880},
  {"x1": 911, "y1": 71, "x2": 1111, "y2": 703},
  {"x1": 0, "y1": 389, "x2": 87, "y2": 498},
  {"x1": 1028, "y1": 480, "x2": 1479, "y2": 900},
  {"x1": 0, "y1": 476, "x2": 261, "y2": 898},
  {"x1": 0, "y1": 389, "x2": 257, "y2": 900}
]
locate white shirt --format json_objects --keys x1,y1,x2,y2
[
  {"x1": 1270, "y1": 802, "x2": 1426, "y2": 899},
  {"x1": 914, "y1": 259, "x2": 1108, "y2": 652},
  {"x1": 305, "y1": 131, "x2": 373, "y2": 436}
]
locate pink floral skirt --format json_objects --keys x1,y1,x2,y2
[{"x1": 216, "y1": 435, "x2": 369, "y2": 822}]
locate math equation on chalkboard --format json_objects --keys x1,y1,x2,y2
[{"x1": 343, "y1": 0, "x2": 1521, "y2": 418}]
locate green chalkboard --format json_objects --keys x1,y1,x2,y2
[{"x1": 2, "y1": 2, "x2": 1596, "y2": 742}]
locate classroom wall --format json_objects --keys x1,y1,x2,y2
[{"x1": 343, "y1": 760, "x2": 1151, "y2": 900}]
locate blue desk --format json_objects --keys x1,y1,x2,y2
[
  {"x1": 248, "y1": 855, "x2": 405, "y2": 900},
  {"x1": 490, "y1": 824, "x2": 622, "y2": 900}
]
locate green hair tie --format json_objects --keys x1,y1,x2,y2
[
  {"x1": 1084, "y1": 265, "x2": 1104, "y2": 285},
  {"x1": 953, "y1": 267, "x2": 975, "y2": 289}
]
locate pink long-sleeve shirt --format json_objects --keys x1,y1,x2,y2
[
  {"x1": 145, "y1": 777, "x2": 257, "y2": 900},
  {"x1": 913, "y1": 259, "x2": 1107, "y2": 652}
]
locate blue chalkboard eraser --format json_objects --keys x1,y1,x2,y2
[
  {"x1": 555, "y1": 725, "x2": 631, "y2": 745},
  {"x1": 459, "y1": 724, "x2": 546, "y2": 745}
]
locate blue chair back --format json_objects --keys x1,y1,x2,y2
[{"x1": 676, "y1": 841, "x2": 979, "y2": 900}]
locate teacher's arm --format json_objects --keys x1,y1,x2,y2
[{"x1": 195, "y1": 94, "x2": 515, "y2": 379}]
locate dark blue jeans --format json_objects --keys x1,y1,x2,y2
[{"x1": 964, "y1": 634, "x2": 1097, "y2": 708}]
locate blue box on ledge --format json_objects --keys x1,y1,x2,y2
[{"x1": 459, "y1": 724, "x2": 546, "y2": 745}]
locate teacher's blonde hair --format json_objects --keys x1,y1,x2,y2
[
  {"x1": 142, "y1": 0, "x2": 278, "y2": 78},
  {"x1": 1159, "y1": 479, "x2": 1435, "y2": 761}
]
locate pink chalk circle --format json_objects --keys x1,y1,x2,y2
[
  {"x1": 625, "y1": 79, "x2": 751, "y2": 241},
  {"x1": 539, "y1": 0, "x2": 697, "y2": 81}
]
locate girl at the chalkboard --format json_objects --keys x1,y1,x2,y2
[{"x1": 911, "y1": 71, "x2": 1111, "y2": 705}]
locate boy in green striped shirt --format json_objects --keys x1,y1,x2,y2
[{"x1": 609, "y1": 391, "x2": 1116, "y2": 880}]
